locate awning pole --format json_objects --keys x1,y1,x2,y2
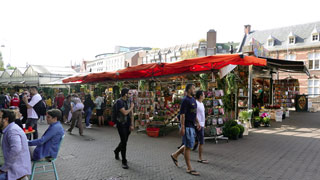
[{"x1": 248, "y1": 65, "x2": 253, "y2": 109}]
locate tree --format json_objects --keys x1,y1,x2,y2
[
  {"x1": 6, "y1": 63, "x2": 15, "y2": 70},
  {"x1": 199, "y1": 38, "x2": 206, "y2": 42},
  {"x1": 180, "y1": 50, "x2": 198, "y2": 60},
  {"x1": 0, "y1": 52, "x2": 4, "y2": 71}
]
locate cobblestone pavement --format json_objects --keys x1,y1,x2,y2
[{"x1": 34, "y1": 112, "x2": 320, "y2": 180}]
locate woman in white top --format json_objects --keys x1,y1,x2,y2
[{"x1": 195, "y1": 90, "x2": 209, "y2": 164}]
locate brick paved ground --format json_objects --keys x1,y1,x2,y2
[{"x1": 33, "y1": 112, "x2": 320, "y2": 180}]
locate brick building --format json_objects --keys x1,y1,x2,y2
[{"x1": 239, "y1": 21, "x2": 320, "y2": 98}]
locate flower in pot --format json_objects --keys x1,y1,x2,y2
[
  {"x1": 230, "y1": 126, "x2": 240, "y2": 140},
  {"x1": 254, "y1": 117, "x2": 261, "y2": 128},
  {"x1": 263, "y1": 117, "x2": 270, "y2": 127}
]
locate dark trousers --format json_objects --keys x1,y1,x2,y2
[
  {"x1": 26, "y1": 118, "x2": 38, "y2": 140},
  {"x1": 115, "y1": 124, "x2": 131, "y2": 164}
]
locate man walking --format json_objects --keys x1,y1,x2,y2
[
  {"x1": 0, "y1": 109, "x2": 31, "y2": 180},
  {"x1": 23, "y1": 86, "x2": 42, "y2": 140},
  {"x1": 113, "y1": 88, "x2": 134, "y2": 169},
  {"x1": 194, "y1": 90, "x2": 209, "y2": 164},
  {"x1": 170, "y1": 84, "x2": 200, "y2": 176},
  {"x1": 67, "y1": 94, "x2": 84, "y2": 136}
]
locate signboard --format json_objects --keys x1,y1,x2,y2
[{"x1": 251, "y1": 38, "x2": 269, "y2": 58}]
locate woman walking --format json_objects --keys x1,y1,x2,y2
[{"x1": 84, "y1": 94, "x2": 95, "y2": 128}]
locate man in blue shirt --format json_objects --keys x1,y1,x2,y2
[
  {"x1": 0, "y1": 109, "x2": 31, "y2": 180},
  {"x1": 170, "y1": 84, "x2": 201, "y2": 176},
  {"x1": 28, "y1": 109, "x2": 64, "y2": 161}
]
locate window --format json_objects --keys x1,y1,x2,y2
[
  {"x1": 308, "y1": 53, "x2": 320, "y2": 70},
  {"x1": 268, "y1": 39, "x2": 274, "y2": 46},
  {"x1": 312, "y1": 34, "x2": 319, "y2": 41},
  {"x1": 289, "y1": 37, "x2": 295, "y2": 44},
  {"x1": 308, "y1": 79, "x2": 320, "y2": 97},
  {"x1": 285, "y1": 54, "x2": 296, "y2": 61}
]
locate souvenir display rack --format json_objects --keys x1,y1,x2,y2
[
  {"x1": 274, "y1": 79, "x2": 299, "y2": 108},
  {"x1": 203, "y1": 89, "x2": 229, "y2": 144}
]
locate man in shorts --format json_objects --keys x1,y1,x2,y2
[{"x1": 170, "y1": 84, "x2": 200, "y2": 176}]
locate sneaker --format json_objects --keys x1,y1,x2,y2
[
  {"x1": 86, "y1": 126, "x2": 92, "y2": 129},
  {"x1": 122, "y1": 163, "x2": 129, "y2": 169},
  {"x1": 114, "y1": 150, "x2": 120, "y2": 160}
]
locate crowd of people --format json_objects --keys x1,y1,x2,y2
[
  {"x1": 0, "y1": 84, "x2": 208, "y2": 178},
  {"x1": 0, "y1": 86, "x2": 111, "y2": 179}
]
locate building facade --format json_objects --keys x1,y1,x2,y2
[{"x1": 239, "y1": 21, "x2": 320, "y2": 98}]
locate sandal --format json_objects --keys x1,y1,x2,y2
[
  {"x1": 186, "y1": 170, "x2": 200, "y2": 176},
  {"x1": 170, "y1": 154, "x2": 178, "y2": 167},
  {"x1": 197, "y1": 160, "x2": 209, "y2": 164}
]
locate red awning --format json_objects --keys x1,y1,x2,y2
[{"x1": 63, "y1": 54, "x2": 266, "y2": 83}]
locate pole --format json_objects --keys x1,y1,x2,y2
[{"x1": 248, "y1": 65, "x2": 253, "y2": 109}]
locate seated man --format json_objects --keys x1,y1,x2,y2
[
  {"x1": 28, "y1": 109, "x2": 65, "y2": 161},
  {"x1": 0, "y1": 109, "x2": 31, "y2": 180}
]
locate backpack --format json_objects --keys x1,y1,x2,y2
[
  {"x1": 34, "y1": 99, "x2": 46, "y2": 118},
  {"x1": 111, "y1": 99, "x2": 119, "y2": 123},
  {"x1": 101, "y1": 97, "x2": 106, "y2": 110}
]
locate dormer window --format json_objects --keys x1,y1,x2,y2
[
  {"x1": 312, "y1": 34, "x2": 319, "y2": 41},
  {"x1": 267, "y1": 35, "x2": 274, "y2": 46},
  {"x1": 289, "y1": 37, "x2": 295, "y2": 44},
  {"x1": 288, "y1": 32, "x2": 296, "y2": 44},
  {"x1": 311, "y1": 26, "x2": 319, "y2": 42}
]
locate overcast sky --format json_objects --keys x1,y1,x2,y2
[{"x1": 0, "y1": 0, "x2": 319, "y2": 67}]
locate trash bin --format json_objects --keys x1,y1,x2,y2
[{"x1": 295, "y1": 95, "x2": 308, "y2": 112}]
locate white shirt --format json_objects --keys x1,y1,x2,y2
[
  {"x1": 94, "y1": 96, "x2": 103, "y2": 109},
  {"x1": 27, "y1": 94, "x2": 42, "y2": 119},
  {"x1": 196, "y1": 100, "x2": 205, "y2": 127}
]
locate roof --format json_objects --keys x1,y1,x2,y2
[
  {"x1": 16, "y1": 67, "x2": 27, "y2": 74},
  {"x1": 242, "y1": 21, "x2": 320, "y2": 51},
  {"x1": 29, "y1": 65, "x2": 76, "y2": 75},
  {"x1": 0, "y1": 71, "x2": 3, "y2": 77},
  {"x1": 6, "y1": 69, "x2": 14, "y2": 76}
]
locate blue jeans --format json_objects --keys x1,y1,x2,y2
[
  {"x1": 0, "y1": 172, "x2": 7, "y2": 180},
  {"x1": 85, "y1": 107, "x2": 92, "y2": 126},
  {"x1": 182, "y1": 127, "x2": 196, "y2": 148}
]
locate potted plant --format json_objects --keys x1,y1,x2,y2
[
  {"x1": 236, "y1": 124, "x2": 244, "y2": 138},
  {"x1": 223, "y1": 120, "x2": 238, "y2": 138},
  {"x1": 230, "y1": 126, "x2": 240, "y2": 140},
  {"x1": 260, "y1": 112, "x2": 270, "y2": 127},
  {"x1": 253, "y1": 117, "x2": 261, "y2": 128}
]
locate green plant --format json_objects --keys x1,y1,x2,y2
[
  {"x1": 223, "y1": 120, "x2": 238, "y2": 138},
  {"x1": 199, "y1": 73, "x2": 208, "y2": 91},
  {"x1": 239, "y1": 111, "x2": 250, "y2": 121},
  {"x1": 230, "y1": 126, "x2": 240, "y2": 140},
  {"x1": 236, "y1": 124, "x2": 244, "y2": 138},
  {"x1": 263, "y1": 117, "x2": 270, "y2": 125},
  {"x1": 254, "y1": 116, "x2": 261, "y2": 122}
]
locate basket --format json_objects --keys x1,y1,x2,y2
[{"x1": 146, "y1": 128, "x2": 160, "y2": 137}]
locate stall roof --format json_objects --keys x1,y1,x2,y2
[
  {"x1": 63, "y1": 54, "x2": 267, "y2": 84},
  {"x1": 260, "y1": 57, "x2": 310, "y2": 76}
]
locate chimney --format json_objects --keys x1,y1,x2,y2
[
  {"x1": 207, "y1": 29, "x2": 217, "y2": 55},
  {"x1": 244, "y1": 25, "x2": 251, "y2": 35}
]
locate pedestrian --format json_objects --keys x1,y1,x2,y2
[
  {"x1": 10, "y1": 94, "x2": 20, "y2": 108},
  {"x1": 54, "y1": 92, "x2": 65, "y2": 110},
  {"x1": 170, "y1": 83, "x2": 200, "y2": 176},
  {"x1": 0, "y1": 109, "x2": 31, "y2": 180},
  {"x1": 0, "y1": 92, "x2": 7, "y2": 109},
  {"x1": 39, "y1": 96, "x2": 47, "y2": 124},
  {"x1": 19, "y1": 90, "x2": 29, "y2": 124},
  {"x1": 23, "y1": 86, "x2": 42, "y2": 140},
  {"x1": 84, "y1": 94, "x2": 95, "y2": 128},
  {"x1": 62, "y1": 95, "x2": 71, "y2": 123},
  {"x1": 94, "y1": 93, "x2": 105, "y2": 127},
  {"x1": 67, "y1": 94, "x2": 84, "y2": 136},
  {"x1": 45, "y1": 96, "x2": 53, "y2": 110},
  {"x1": 113, "y1": 88, "x2": 134, "y2": 169},
  {"x1": 193, "y1": 90, "x2": 209, "y2": 164}
]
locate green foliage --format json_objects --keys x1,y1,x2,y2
[
  {"x1": 199, "y1": 73, "x2": 208, "y2": 91},
  {"x1": 236, "y1": 124, "x2": 244, "y2": 138},
  {"x1": 223, "y1": 120, "x2": 238, "y2": 138},
  {"x1": 239, "y1": 111, "x2": 250, "y2": 121},
  {"x1": 113, "y1": 86, "x2": 120, "y2": 100},
  {"x1": 230, "y1": 126, "x2": 240, "y2": 140},
  {"x1": 139, "y1": 80, "x2": 146, "y2": 91},
  {"x1": 226, "y1": 73, "x2": 237, "y2": 95},
  {"x1": 198, "y1": 38, "x2": 206, "y2": 42},
  {"x1": 0, "y1": 52, "x2": 3, "y2": 70}
]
